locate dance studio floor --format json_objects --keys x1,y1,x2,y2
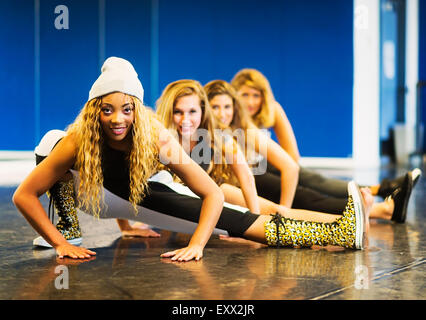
[{"x1": 0, "y1": 162, "x2": 425, "y2": 300}]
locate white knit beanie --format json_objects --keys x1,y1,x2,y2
[{"x1": 88, "y1": 57, "x2": 144, "y2": 102}]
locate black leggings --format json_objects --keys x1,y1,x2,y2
[
  {"x1": 35, "y1": 130, "x2": 259, "y2": 237},
  {"x1": 37, "y1": 153, "x2": 260, "y2": 237},
  {"x1": 141, "y1": 182, "x2": 260, "y2": 237},
  {"x1": 35, "y1": 132, "x2": 261, "y2": 238},
  {"x1": 254, "y1": 165, "x2": 348, "y2": 215}
]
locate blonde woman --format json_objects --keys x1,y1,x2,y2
[
  {"x1": 231, "y1": 69, "x2": 421, "y2": 222},
  {"x1": 157, "y1": 80, "x2": 299, "y2": 209},
  {"x1": 156, "y1": 79, "x2": 261, "y2": 214},
  {"x1": 205, "y1": 79, "x2": 411, "y2": 221},
  {"x1": 157, "y1": 79, "x2": 349, "y2": 223},
  {"x1": 155, "y1": 78, "x2": 374, "y2": 250},
  {"x1": 13, "y1": 57, "x2": 372, "y2": 260}
]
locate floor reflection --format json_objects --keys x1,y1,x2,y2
[{"x1": 0, "y1": 165, "x2": 425, "y2": 300}]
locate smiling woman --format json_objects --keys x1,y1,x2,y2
[
  {"x1": 156, "y1": 79, "x2": 372, "y2": 250},
  {"x1": 99, "y1": 94, "x2": 135, "y2": 150},
  {"x1": 173, "y1": 94, "x2": 202, "y2": 145},
  {"x1": 209, "y1": 94, "x2": 234, "y2": 127},
  {"x1": 12, "y1": 57, "x2": 372, "y2": 263},
  {"x1": 230, "y1": 68, "x2": 419, "y2": 222},
  {"x1": 13, "y1": 57, "x2": 225, "y2": 261}
]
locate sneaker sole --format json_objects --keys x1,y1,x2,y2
[
  {"x1": 412, "y1": 168, "x2": 421, "y2": 187},
  {"x1": 395, "y1": 172, "x2": 413, "y2": 223},
  {"x1": 33, "y1": 236, "x2": 83, "y2": 248},
  {"x1": 347, "y1": 181, "x2": 366, "y2": 250}
]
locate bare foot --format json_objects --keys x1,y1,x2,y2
[{"x1": 370, "y1": 199, "x2": 394, "y2": 220}]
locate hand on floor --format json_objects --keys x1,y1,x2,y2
[
  {"x1": 55, "y1": 243, "x2": 96, "y2": 259},
  {"x1": 160, "y1": 244, "x2": 203, "y2": 262}
]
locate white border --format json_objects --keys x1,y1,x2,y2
[
  {"x1": 394, "y1": 0, "x2": 419, "y2": 163},
  {"x1": 405, "y1": 0, "x2": 419, "y2": 127},
  {"x1": 353, "y1": 0, "x2": 381, "y2": 169},
  {"x1": 299, "y1": 157, "x2": 354, "y2": 169},
  {"x1": 0, "y1": 151, "x2": 34, "y2": 160}
]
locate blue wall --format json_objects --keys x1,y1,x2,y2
[
  {"x1": 39, "y1": 0, "x2": 99, "y2": 139},
  {"x1": 0, "y1": 0, "x2": 354, "y2": 158},
  {"x1": 158, "y1": 0, "x2": 354, "y2": 157},
  {"x1": 104, "y1": 0, "x2": 153, "y2": 106},
  {"x1": 0, "y1": 0, "x2": 35, "y2": 149}
]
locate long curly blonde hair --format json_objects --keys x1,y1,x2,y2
[
  {"x1": 66, "y1": 94, "x2": 159, "y2": 217},
  {"x1": 156, "y1": 79, "x2": 235, "y2": 185}
]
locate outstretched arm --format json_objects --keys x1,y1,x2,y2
[
  {"x1": 155, "y1": 125, "x2": 224, "y2": 261},
  {"x1": 225, "y1": 140, "x2": 260, "y2": 214},
  {"x1": 12, "y1": 134, "x2": 96, "y2": 259},
  {"x1": 249, "y1": 128, "x2": 299, "y2": 208},
  {"x1": 272, "y1": 102, "x2": 300, "y2": 163}
]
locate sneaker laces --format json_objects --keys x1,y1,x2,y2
[{"x1": 270, "y1": 213, "x2": 286, "y2": 247}]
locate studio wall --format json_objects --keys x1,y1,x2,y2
[{"x1": 0, "y1": 0, "x2": 354, "y2": 158}]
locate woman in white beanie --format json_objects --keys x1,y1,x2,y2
[
  {"x1": 13, "y1": 57, "x2": 372, "y2": 261},
  {"x1": 13, "y1": 57, "x2": 224, "y2": 260}
]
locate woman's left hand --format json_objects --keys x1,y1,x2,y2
[{"x1": 160, "y1": 245, "x2": 203, "y2": 262}]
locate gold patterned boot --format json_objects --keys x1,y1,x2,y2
[
  {"x1": 33, "y1": 180, "x2": 83, "y2": 247},
  {"x1": 264, "y1": 181, "x2": 367, "y2": 250}
]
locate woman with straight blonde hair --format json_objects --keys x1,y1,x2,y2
[
  {"x1": 209, "y1": 79, "x2": 414, "y2": 220},
  {"x1": 204, "y1": 79, "x2": 298, "y2": 209},
  {"x1": 231, "y1": 68, "x2": 420, "y2": 222},
  {"x1": 156, "y1": 79, "x2": 260, "y2": 214},
  {"x1": 231, "y1": 68, "x2": 299, "y2": 160}
]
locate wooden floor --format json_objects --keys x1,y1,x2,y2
[{"x1": 0, "y1": 163, "x2": 424, "y2": 305}]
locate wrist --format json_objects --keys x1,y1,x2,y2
[
  {"x1": 52, "y1": 237, "x2": 69, "y2": 248},
  {"x1": 116, "y1": 219, "x2": 132, "y2": 231},
  {"x1": 187, "y1": 240, "x2": 205, "y2": 249}
]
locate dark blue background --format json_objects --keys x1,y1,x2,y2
[{"x1": 2, "y1": 0, "x2": 422, "y2": 157}]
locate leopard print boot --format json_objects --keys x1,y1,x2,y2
[
  {"x1": 264, "y1": 195, "x2": 365, "y2": 250},
  {"x1": 49, "y1": 180, "x2": 82, "y2": 243},
  {"x1": 33, "y1": 179, "x2": 83, "y2": 247}
]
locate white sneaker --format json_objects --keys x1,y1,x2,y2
[
  {"x1": 347, "y1": 181, "x2": 366, "y2": 250},
  {"x1": 33, "y1": 236, "x2": 83, "y2": 248}
]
